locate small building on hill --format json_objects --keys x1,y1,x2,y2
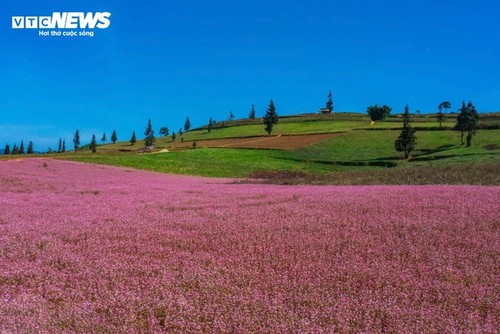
[{"x1": 319, "y1": 107, "x2": 332, "y2": 114}]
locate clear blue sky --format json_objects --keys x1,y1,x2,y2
[{"x1": 1, "y1": 0, "x2": 499, "y2": 150}]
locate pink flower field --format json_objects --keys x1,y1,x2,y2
[{"x1": 0, "y1": 159, "x2": 498, "y2": 333}]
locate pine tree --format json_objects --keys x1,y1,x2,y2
[
  {"x1": 130, "y1": 131, "x2": 137, "y2": 145},
  {"x1": 249, "y1": 104, "x2": 256, "y2": 120},
  {"x1": 208, "y1": 117, "x2": 214, "y2": 133},
  {"x1": 326, "y1": 91, "x2": 333, "y2": 113},
  {"x1": 229, "y1": 111, "x2": 235, "y2": 120},
  {"x1": 73, "y1": 129, "x2": 80, "y2": 151},
  {"x1": 19, "y1": 141, "x2": 25, "y2": 154},
  {"x1": 61, "y1": 140, "x2": 66, "y2": 153},
  {"x1": 395, "y1": 105, "x2": 417, "y2": 159},
  {"x1": 27, "y1": 141, "x2": 34, "y2": 154},
  {"x1": 111, "y1": 130, "x2": 117, "y2": 144},
  {"x1": 144, "y1": 118, "x2": 155, "y2": 148},
  {"x1": 4, "y1": 144, "x2": 10, "y2": 155},
  {"x1": 58, "y1": 138, "x2": 62, "y2": 153},
  {"x1": 171, "y1": 132, "x2": 176, "y2": 142},
  {"x1": 12, "y1": 144, "x2": 19, "y2": 155},
  {"x1": 263, "y1": 99, "x2": 278, "y2": 135},
  {"x1": 101, "y1": 133, "x2": 107, "y2": 144},
  {"x1": 456, "y1": 101, "x2": 479, "y2": 147},
  {"x1": 90, "y1": 134, "x2": 97, "y2": 153},
  {"x1": 184, "y1": 117, "x2": 191, "y2": 132}
]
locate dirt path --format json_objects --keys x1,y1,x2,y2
[{"x1": 168, "y1": 133, "x2": 339, "y2": 150}]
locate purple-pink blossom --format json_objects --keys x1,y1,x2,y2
[{"x1": 0, "y1": 158, "x2": 498, "y2": 333}]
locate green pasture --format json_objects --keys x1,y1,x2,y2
[{"x1": 64, "y1": 118, "x2": 499, "y2": 180}]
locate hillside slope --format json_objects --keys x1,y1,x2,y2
[{"x1": 55, "y1": 112, "x2": 500, "y2": 184}]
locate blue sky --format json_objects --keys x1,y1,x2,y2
[{"x1": 1, "y1": 0, "x2": 499, "y2": 151}]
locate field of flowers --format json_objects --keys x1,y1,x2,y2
[{"x1": 0, "y1": 159, "x2": 498, "y2": 333}]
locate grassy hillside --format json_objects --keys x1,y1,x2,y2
[
  {"x1": 55, "y1": 112, "x2": 500, "y2": 184},
  {"x1": 98, "y1": 113, "x2": 465, "y2": 151}
]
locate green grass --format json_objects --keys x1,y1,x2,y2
[
  {"x1": 63, "y1": 149, "x2": 332, "y2": 178},
  {"x1": 63, "y1": 127, "x2": 499, "y2": 180},
  {"x1": 99, "y1": 113, "x2": 462, "y2": 152},
  {"x1": 291, "y1": 128, "x2": 500, "y2": 166},
  {"x1": 42, "y1": 112, "x2": 500, "y2": 184},
  {"x1": 180, "y1": 118, "x2": 453, "y2": 141}
]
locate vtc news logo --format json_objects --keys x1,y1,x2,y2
[{"x1": 12, "y1": 12, "x2": 111, "y2": 29}]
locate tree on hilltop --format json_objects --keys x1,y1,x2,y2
[
  {"x1": 249, "y1": 104, "x2": 256, "y2": 120},
  {"x1": 437, "y1": 101, "x2": 451, "y2": 128},
  {"x1": 90, "y1": 135, "x2": 97, "y2": 153},
  {"x1": 3, "y1": 144, "x2": 10, "y2": 155},
  {"x1": 111, "y1": 130, "x2": 117, "y2": 144},
  {"x1": 73, "y1": 129, "x2": 80, "y2": 151},
  {"x1": 144, "y1": 118, "x2": 155, "y2": 148},
  {"x1": 439, "y1": 101, "x2": 451, "y2": 114},
  {"x1": 101, "y1": 133, "x2": 107, "y2": 144},
  {"x1": 184, "y1": 117, "x2": 191, "y2": 132},
  {"x1": 395, "y1": 105, "x2": 417, "y2": 159},
  {"x1": 130, "y1": 131, "x2": 137, "y2": 145},
  {"x1": 27, "y1": 141, "x2": 34, "y2": 154},
  {"x1": 367, "y1": 104, "x2": 392, "y2": 122},
  {"x1": 208, "y1": 117, "x2": 214, "y2": 133},
  {"x1": 263, "y1": 99, "x2": 278, "y2": 135},
  {"x1": 455, "y1": 101, "x2": 479, "y2": 147},
  {"x1": 326, "y1": 91, "x2": 333, "y2": 113},
  {"x1": 19, "y1": 141, "x2": 25, "y2": 154},
  {"x1": 159, "y1": 127, "x2": 169, "y2": 137}
]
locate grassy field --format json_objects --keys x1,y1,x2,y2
[
  {"x1": 98, "y1": 113, "x2": 464, "y2": 151},
  {"x1": 5, "y1": 112, "x2": 498, "y2": 184},
  {"x1": 52, "y1": 113, "x2": 499, "y2": 184}
]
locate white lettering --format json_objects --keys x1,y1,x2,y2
[
  {"x1": 26, "y1": 16, "x2": 38, "y2": 29},
  {"x1": 80, "y1": 12, "x2": 100, "y2": 29},
  {"x1": 12, "y1": 12, "x2": 112, "y2": 32},
  {"x1": 39, "y1": 16, "x2": 52, "y2": 28},
  {"x1": 65, "y1": 12, "x2": 80, "y2": 29},
  {"x1": 12, "y1": 16, "x2": 24, "y2": 28},
  {"x1": 62, "y1": 31, "x2": 77, "y2": 37},
  {"x1": 51, "y1": 12, "x2": 67, "y2": 29},
  {"x1": 96, "y1": 12, "x2": 111, "y2": 29}
]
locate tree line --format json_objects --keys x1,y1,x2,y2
[
  {"x1": 2, "y1": 141, "x2": 34, "y2": 155},
  {"x1": 2, "y1": 93, "x2": 481, "y2": 157},
  {"x1": 2, "y1": 92, "x2": 332, "y2": 155}
]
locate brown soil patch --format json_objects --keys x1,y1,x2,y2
[{"x1": 166, "y1": 133, "x2": 339, "y2": 151}]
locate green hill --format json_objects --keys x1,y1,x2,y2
[{"x1": 59, "y1": 112, "x2": 500, "y2": 184}]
